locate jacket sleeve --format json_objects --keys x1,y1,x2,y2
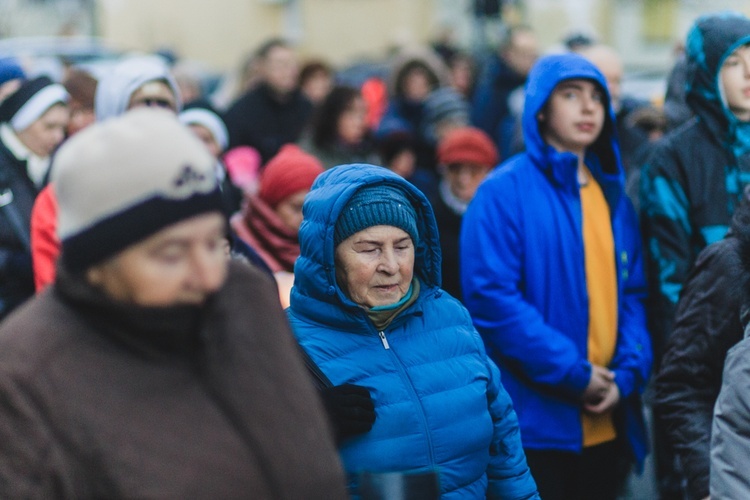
[
  {"x1": 30, "y1": 185, "x2": 60, "y2": 292},
  {"x1": 654, "y1": 239, "x2": 743, "y2": 500},
  {"x1": 710, "y1": 339, "x2": 750, "y2": 499},
  {"x1": 460, "y1": 174, "x2": 592, "y2": 399},
  {"x1": 483, "y1": 354, "x2": 539, "y2": 500},
  {"x1": 639, "y1": 142, "x2": 692, "y2": 348},
  {"x1": 609, "y1": 198, "x2": 652, "y2": 400}
]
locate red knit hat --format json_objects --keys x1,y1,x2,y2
[
  {"x1": 259, "y1": 144, "x2": 324, "y2": 208},
  {"x1": 437, "y1": 127, "x2": 499, "y2": 168}
]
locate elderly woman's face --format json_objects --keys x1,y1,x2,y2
[{"x1": 335, "y1": 225, "x2": 414, "y2": 309}]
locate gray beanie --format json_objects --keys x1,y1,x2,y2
[
  {"x1": 334, "y1": 184, "x2": 419, "y2": 247},
  {"x1": 53, "y1": 108, "x2": 223, "y2": 272}
]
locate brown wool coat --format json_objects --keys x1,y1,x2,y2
[{"x1": 0, "y1": 261, "x2": 347, "y2": 499}]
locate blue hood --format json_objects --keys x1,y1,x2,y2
[
  {"x1": 522, "y1": 53, "x2": 624, "y2": 204},
  {"x1": 291, "y1": 164, "x2": 441, "y2": 324},
  {"x1": 685, "y1": 11, "x2": 750, "y2": 156}
]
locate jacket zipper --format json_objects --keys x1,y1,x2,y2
[
  {"x1": 378, "y1": 330, "x2": 390, "y2": 349},
  {"x1": 371, "y1": 324, "x2": 435, "y2": 468}
]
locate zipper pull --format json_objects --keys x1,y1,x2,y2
[{"x1": 378, "y1": 331, "x2": 390, "y2": 350}]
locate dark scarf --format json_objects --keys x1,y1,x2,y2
[
  {"x1": 54, "y1": 265, "x2": 207, "y2": 360},
  {"x1": 243, "y1": 196, "x2": 300, "y2": 272}
]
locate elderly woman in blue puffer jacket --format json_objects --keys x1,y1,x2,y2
[{"x1": 287, "y1": 163, "x2": 539, "y2": 499}]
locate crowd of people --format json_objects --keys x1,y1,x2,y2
[{"x1": 0, "y1": 8, "x2": 749, "y2": 499}]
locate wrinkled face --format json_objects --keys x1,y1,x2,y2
[
  {"x1": 721, "y1": 44, "x2": 750, "y2": 122},
  {"x1": 337, "y1": 96, "x2": 368, "y2": 145},
  {"x1": 335, "y1": 225, "x2": 415, "y2": 309},
  {"x1": 262, "y1": 46, "x2": 299, "y2": 96},
  {"x1": 539, "y1": 79, "x2": 605, "y2": 156},
  {"x1": 86, "y1": 212, "x2": 228, "y2": 306},
  {"x1": 503, "y1": 31, "x2": 539, "y2": 77},
  {"x1": 128, "y1": 81, "x2": 178, "y2": 113},
  {"x1": 16, "y1": 103, "x2": 69, "y2": 157},
  {"x1": 188, "y1": 124, "x2": 222, "y2": 158},
  {"x1": 444, "y1": 162, "x2": 491, "y2": 203},
  {"x1": 274, "y1": 190, "x2": 308, "y2": 234}
]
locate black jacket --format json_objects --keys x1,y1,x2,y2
[
  {"x1": 652, "y1": 205, "x2": 748, "y2": 499},
  {"x1": 0, "y1": 141, "x2": 38, "y2": 321},
  {"x1": 224, "y1": 84, "x2": 313, "y2": 164}
]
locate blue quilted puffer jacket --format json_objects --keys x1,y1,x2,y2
[{"x1": 288, "y1": 164, "x2": 539, "y2": 499}]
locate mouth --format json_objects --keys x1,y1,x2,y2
[
  {"x1": 576, "y1": 122, "x2": 596, "y2": 132},
  {"x1": 374, "y1": 284, "x2": 399, "y2": 292}
]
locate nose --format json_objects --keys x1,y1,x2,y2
[
  {"x1": 377, "y1": 247, "x2": 399, "y2": 275},
  {"x1": 190, "y1": 249, "x2": 227, "y2": 295}
]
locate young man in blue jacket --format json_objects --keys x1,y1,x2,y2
[{"x1": 461, "y1": 53, "x2": 652, "y2": 500}]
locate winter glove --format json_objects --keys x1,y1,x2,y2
[{"x1": 321, "y1": 383, "x2": 376, "y2": 444}]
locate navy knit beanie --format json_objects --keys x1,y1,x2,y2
[{"x1": 335, "y1": 184, "x2": 419, "y2": 247}]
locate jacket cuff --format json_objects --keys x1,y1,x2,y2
[
  {"x1": 613, "y1": 369, "x2": 635, "y2": 399},
  {"x1": 567, "y1": 360, "x2": 592, "y2": 396}
]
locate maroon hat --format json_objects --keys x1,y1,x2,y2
[
  {"x1": 259, "y1": 144, "x2": 324, "y2": 208},
  {"x1": 437, "y1": 126, "x2": 499, "y2": 168}
]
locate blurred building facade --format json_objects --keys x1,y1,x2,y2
[{"x1": 2, "y1": 0, "x2": 750, "y2": 73}]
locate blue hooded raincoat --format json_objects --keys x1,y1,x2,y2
[
  {"x1": 460, "y1": 54, "x2": 652, "y2": 465},
  {"x1": 288, "y1": 164, "x2": 539, "y2": 499}
]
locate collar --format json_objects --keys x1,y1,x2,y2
[
  {"x1": 54, "y1": 264, "x2": 207, "y2": 360},
  {"x1": 438, "y1": 179, "x2": 469, "y2": 215},
  {"x1": 0, "y1": 122, "x2": 50, "y2": 187}
]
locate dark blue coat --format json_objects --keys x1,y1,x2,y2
[{"x1": 288, "y1": 164, "x2": 538, "y2": 499}]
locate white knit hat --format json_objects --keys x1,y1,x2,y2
[{"x1": 52, "y1": 108, "x2": 223, "y2": 272}]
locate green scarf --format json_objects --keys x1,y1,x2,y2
[{"x1": 366, "y1": 279, "x2": 420, "y2": 331}]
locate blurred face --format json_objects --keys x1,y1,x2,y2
[
  {"x1": 444, "y1": 162, "x2": 491, "y2": 203},
  {"x1": 86, "y1": 212, "x2": 228, "y2": 307},
  {"x1": 721, "y1": 44, "x2": 750, "y2": 121},
  {"x1": 388, "y1": 150, "x2": 416, "y2": 179},
  {"x1": 335, "y1": 225, "x2": 414, "y2": 309},
  {"x1": 337, "y1": 96, "x2": 368, "y2": 145},
  {"x1": 188, "y1": 124, "x2": 222, "y2": 158},
  {"x1": 579, "y1": 46, "x2": 623, "y2": 111},
  {"x1": 0, "y1": 79, "x2": 21, "y2": 104},
  {"x1": 539, "y1": 79, "x2": 605, "y2": 157},
  {"x1": 449, "y1": 58, "x2": 473, "y2": 97},
  {"x1": 402, "y1": 67, "x2": 432, "y2": 102},
  {"x1": 67, "y1": 99, "x2": 95, "y2": 136},
  {"x1": 503, "y1": 30, "x2": 539, "y2": 77},
  {"x1": 274, "y1": 190, "x2": 308, "y2": 234},
  {"x1": 128, "y1": 81, "x2": 178, "y2": 113},
  {"x1": 301, "y1": 71, "x2": 332, "y2": 105},
  {"x1": 262, "y1": 46, "x2": 299, "y2": 96},
  {"x1": 16, "y1": 103, "x2": 69, "y2": 157}
]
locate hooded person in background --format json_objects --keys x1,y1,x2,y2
[
  {"x1": 640, "y1": 12, "x2": 750, "y2": 359},
  {"x1": 0, "y1": 76, "x2": 69, "y2": 320},
  {"x1": 29, "y1": 56, "x2": 181, "y2": 292},
  {"x1": 0, "y1": 109, "x2": 348, "y2": 498}
]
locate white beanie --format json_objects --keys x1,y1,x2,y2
[
  {"x1": 179, "y1": 108, "x2": 229, "y2": 151},
  {"x1": 52, "y1": 108, "x2": 223, "y2": 272}
]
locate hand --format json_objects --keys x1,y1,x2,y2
[
  {"x1": 582, "y1": 365, "x2": 615, "y2": 405},
  {"x1": 584, "y1": 382, "x2": 620, "y2": 414},
  {"x1": 321, "y1": 383, "x2": 376, "y2": 444}
]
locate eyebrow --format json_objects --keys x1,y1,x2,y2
[
  {"x1": 353, "y1": 236, "x2": 412, "y2": 246},
  {"x1": 556, "y1": 82, "x2": 586, "y2": 91}
]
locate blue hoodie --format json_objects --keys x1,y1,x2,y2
[
  {"x1": 461, "y1": 54, "x2": 652, "y2": 464},
  {"x1": 288, "y1": 164, "x2": 539, "y2": 499}
]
